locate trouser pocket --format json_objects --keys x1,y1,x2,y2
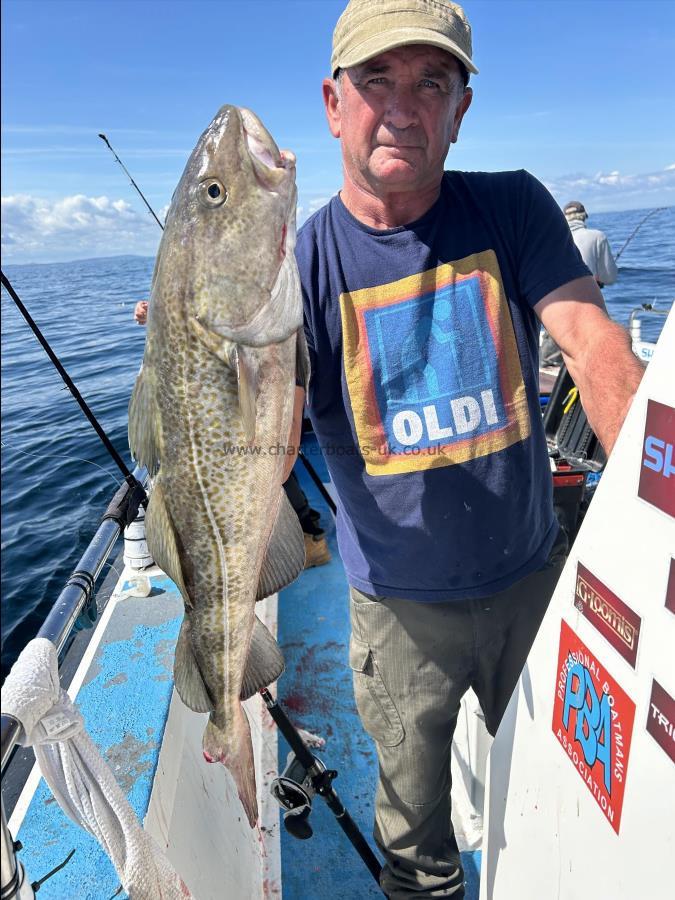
[
  {"x1": 349, "y1": 634, "x2": 404, "y2": 747},
  {"x1": 544, "y1": 526, "x2": 569, "y2": 569}
]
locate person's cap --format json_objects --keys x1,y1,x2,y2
[
  {"x1": 563, "y1": 201, "x2": 587, "y2": 217},
  {"x1": 331, "y1": 0, "x2": 478, "y2": 78}
]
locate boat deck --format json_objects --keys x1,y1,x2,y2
[
  {"x1": 9, "y1": 575, "x2": 183, "y2": 897},
  {"x1": 8, "y1": 433, "x2": 482, "y2": 898}
]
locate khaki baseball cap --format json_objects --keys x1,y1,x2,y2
[{"x1": 331, "y1": 0, "x2": 478, "y2": 77}]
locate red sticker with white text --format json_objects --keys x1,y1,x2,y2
[
  {"x1": 646, "y1": 679, "x2": 675, "y2": 764},
  {"x1": 552, "y1": 620, "x2": 635, "y2": 834},
  {"x1": 638, "y1": 399, "x2": 675, "y2": 518},
  {"x1": 574, "y1": 563, "x2": 641, "y2": 667}
]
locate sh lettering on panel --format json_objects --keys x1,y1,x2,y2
[
  {"x1": 340, "y1": 251, "x2": 531, "y2": 475},
  {"x1": 638, "y1": 399, "x2": 675, "y2": 518},
  {"x1": 552, "y1": 620, "x2": 636, "y2": 834}
]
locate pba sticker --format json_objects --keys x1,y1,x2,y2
[
  {"x1": 646, "y1": 679, "x2": 675, "y2": 764},
  {"x1": 666, "y1": 559, "x2": 675, "y2": 615},
  {"x1": 638, "y1": 399, "x2": 675, "y2": 518},
  {"x1": 574, "y1": 562, "x2": 641, "y2": 667},
  {"x1": 552, "y1": 620, "x2": 636, "y2": 834}
]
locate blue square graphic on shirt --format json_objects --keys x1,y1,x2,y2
[{"x1": 362, "y1": 276, "x2": 506, "y2": 453}]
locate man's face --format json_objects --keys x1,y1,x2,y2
[{"x1": 323, "y1": 44, "x2": 472, "y2": 197}]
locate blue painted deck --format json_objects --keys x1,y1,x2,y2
[
  {"x1": 277, "y1": 433, "x2": 481, "y2": 899},
  {"x1": 12, "y1": 433, "x2": 482, "y2": 898},
  {"x1": 15, "y1": 579, "x2": 183, "y2": 899}
]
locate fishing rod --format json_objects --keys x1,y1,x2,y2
[
  {"x1": 98, "y1": 133, "x2": 164, "y2": 231},
  {"x1": 615, "y1": 206, "x2": 667, "y2": 261},
  {"x1": 261, "y1": 687, "x2": 383, "y2": 889},
  {"x1": 299, "y1": 449, "x2": 337, "y2": 515},
  {"x1": 0, "y1": 270, "x2": 146, "y2": 503}
]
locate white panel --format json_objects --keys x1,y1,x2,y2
[{"x1": 482, "y1": 312, "x2": 675, "y2": 899}]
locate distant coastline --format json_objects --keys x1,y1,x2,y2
[
  {"x1": 2, "y1": 253, "x2": 156, "y2": 270},
  {"x1": 2, "y1": 204, "x2": 673, "y2": 269}
]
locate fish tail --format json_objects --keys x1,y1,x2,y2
[{"x1": 203, "y1": 706, "x2": 258, "y2": 827}]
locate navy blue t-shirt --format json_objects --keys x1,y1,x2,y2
[{"x1": 295, "y1": 170, "x2": 589, "y2": 601}]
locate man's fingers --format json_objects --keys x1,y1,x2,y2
[{"x1": 134, "y1": 300, "x2": 149, "y2": 325}]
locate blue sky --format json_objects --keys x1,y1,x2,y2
[{"x1": 2, "y1": 0, "x2": 674, "y2": 263}]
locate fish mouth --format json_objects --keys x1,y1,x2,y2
[{"x1": 240, "y1": 107, "x2": 295, "y2": 190}]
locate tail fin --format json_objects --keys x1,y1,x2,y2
[{"x1": 203, "y1": 707, "x2": 258, "y2": 828}]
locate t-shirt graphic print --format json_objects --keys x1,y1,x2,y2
[{"x1": 340, "y1": 250, "x2": 531, "y2": 475}]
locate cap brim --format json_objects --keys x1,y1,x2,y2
[{"x1": 334, "y1": 27, "x2": 478, "y2": 76}]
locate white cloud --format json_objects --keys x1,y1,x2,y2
[
  {"x1": 542, "y1": 167, "x2": 675, "y2": 212},
  {"x1": 3, "y1": 190, "x2": 337, "y2": 264},
  {"x1": 307, "y1": 196, "x2": 332, "y2": 215},
  {"x1": 4, "y1": 168, "x2": 672, "y2": 264},
  {"x1": 1, "y1": 193, "x2": 162, "y2": 263},
  {"x1": 296, "y1": 195, "x2": 334, "y2": 226}
]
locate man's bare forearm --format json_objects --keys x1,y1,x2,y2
[
  {"x1": 562, "y1": 318, "x2": 645, "y2": 457},
  {"x1": 282, "y1": 386, "x2": 306, "y2": 482}
]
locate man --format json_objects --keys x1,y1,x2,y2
[
  {"x1": 564, "y1": 200, "x2": 618, "y2": 289},
  {"x1": 541, "y1": 200, "x2": 619, "y2": 366},
  {"x1": 289, "y1": 1, "x2": 644, "y2": 897}
]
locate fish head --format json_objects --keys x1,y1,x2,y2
[{"x1": 164, "y1": 104, "x2": 301, "y2": 346}]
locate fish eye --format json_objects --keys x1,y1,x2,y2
[{"x1": 199, "y1": 178, "x2": 228, "y2": 207}]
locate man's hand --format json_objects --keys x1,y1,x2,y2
[
  {"x1": 535, "y1": 276, "x2": 645, "y2": 457},
  {"x1": 134, "y1": 301, "x2": 149, "y2": 326}
]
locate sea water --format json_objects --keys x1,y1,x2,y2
[{"x1": 1, "y1": 206, "x2": 674, "y2": 677}]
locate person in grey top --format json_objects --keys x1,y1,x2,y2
[
  {"x1": 541, "y1": 201, "x2": 619, "y2": 366},
  {"x1": 563, "y1": 200, "x2": 618, "y2": 288}
]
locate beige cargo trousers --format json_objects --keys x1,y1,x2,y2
[{"x1": 349, "y1": 530, "x2": 567, "y2": 899}]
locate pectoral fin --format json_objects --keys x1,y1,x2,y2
[
  {"x1": 240, "y1": 615, "x2": 285, "y2": 700},
  {"x1": 256, "y1": 491, "x2": 305, "y2": 602},
  {"x1": 189, "y1": 317, "x2": 258, "y2": 444},
  {"x1": 189, "y1": 317, "x2": 237, "y2": 367},
  {"x1": 235, "y1": 346, "x2": 259, "y2": 445}
]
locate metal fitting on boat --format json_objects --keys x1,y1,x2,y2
[{"x1": 123, "y1": 506, "x2": 154, "y2": 570}]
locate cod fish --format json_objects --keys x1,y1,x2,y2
[{"x1": 128, "y1": 105, "x2": 308, "y2": 826}]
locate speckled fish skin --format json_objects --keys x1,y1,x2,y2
[{"x1": 128, "y1": 105, "x2": 306, "y2": 827}]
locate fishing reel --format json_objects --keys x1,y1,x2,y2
[{"x1": 270, "y1": 751, "x2": 327, "y2": 840}]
